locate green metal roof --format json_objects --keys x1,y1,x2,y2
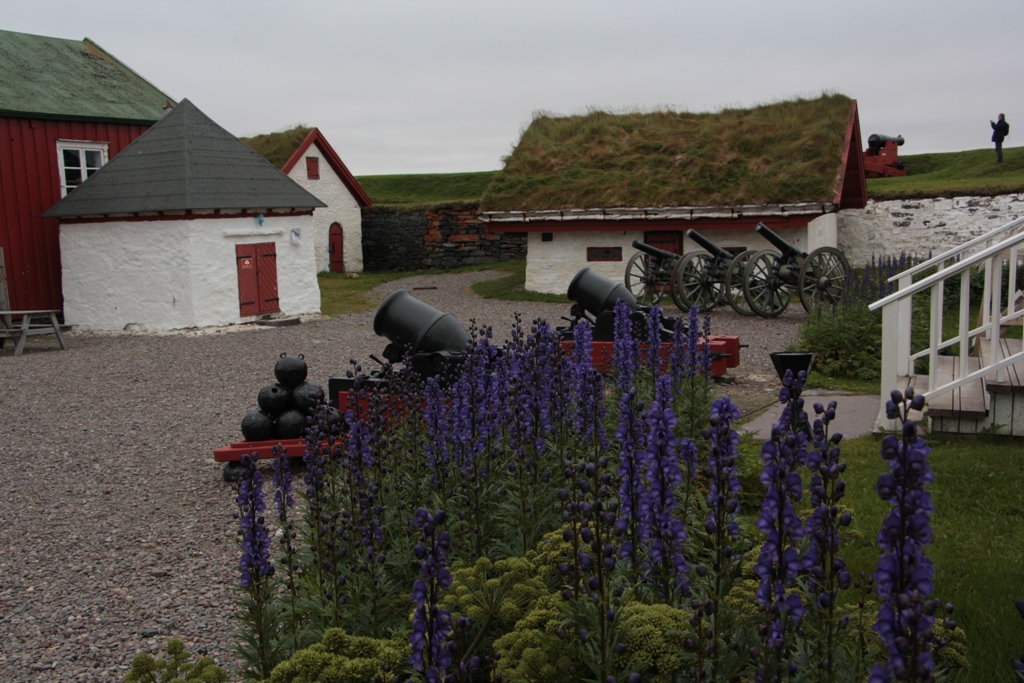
[{"x1": 0, "y1": 29, "x2": 174, "y2": 123}]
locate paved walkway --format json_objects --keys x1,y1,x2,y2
[{"x1": 739, "y1": 391, "x2": 881, "y2": 440}]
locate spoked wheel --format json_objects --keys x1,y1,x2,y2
[
  {"x1": 670, "y1": 251, "x2": 721, "y2": 311},
  {"x1": 743, "y1": 250, "x2": 791, "y2": 318},
  {"x1": 625, "y1": 252, "x2": 666, "y2": 306},
  {"x1": 725, "y1": 250, "x2": 757, "y2": 316},
  {"x1": 798, "y1": 247, "x2": 851, "y2": 311}
]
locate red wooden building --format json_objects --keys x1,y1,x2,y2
[{"x1": 0, "y1": 29, "x2": 175, "y2": 312}]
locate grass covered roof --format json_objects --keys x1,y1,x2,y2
[
  {"x1": 240, "y1": 125, "x2": 312, "y2": 169},
  {"x1": 481, "y1": 94, "x2": 856, "y2": 211}
]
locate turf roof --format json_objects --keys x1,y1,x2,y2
[
  {"x1": 240, "y1": 125, "x2": 313, "y2": 169},
  {"x1": 481, "y1": 94, "x2": 855, "y2": 211}
]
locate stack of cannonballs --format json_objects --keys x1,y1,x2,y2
[{"x1": 240, "y1": 353, "x2": 326, "y2": 441}]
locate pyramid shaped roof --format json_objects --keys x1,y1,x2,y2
[{"x1": 43, "y1": 98, "x2": 326, "y2": 218}]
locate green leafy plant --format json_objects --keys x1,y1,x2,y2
[{"x1": 124, "y1": 639, "x2": 228, "y2": 683}]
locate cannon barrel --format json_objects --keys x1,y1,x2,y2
[
  {"x1": 631, "y1": 239, "x2": 679, "y2": 262},
  {"x1": 373, "y1": 289, "x2": 470, "y2": 355},
  {"x1": 567, "y1": 268, "x2": 641, "y2": 317},
  {"x1": 685, "y1": 229, "x2": 733, "y2": 261},
  {"x1": 754, "y1": 222, "x2": 806, "y2": 260},
  {"x1": 867, "y1": 133, "x2": 905, "y2": 150}
]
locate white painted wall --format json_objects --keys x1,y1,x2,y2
[
  {"x1": 286, "y1": 143, "x2": 364, "y2": 273},
  {"x1": 61, "y1": 213, "x2": 320, "y2": 330},
  {"x1": 525, "y1": 231, "x2": 643, "y2": 294},
  {"x1": 838, "y1": 194, "x2": 1024, "y2": 266}
]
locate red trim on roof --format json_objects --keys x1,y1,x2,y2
[
  {"x1": 833, "y1": 101, "x2": 867, "y2": 210},
  {"x1": 484, "y1": 214, "x2": 821, "y2": 233},
  {"x1": 281, "y1": 128, "x2": 373, "y2": 207},
  {"x1": 56, "y1": 209, "x2": 315, "y2": 224}
]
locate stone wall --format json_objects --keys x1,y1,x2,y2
[
  {"x1": 362, "y1": 206, "x2": 526, "y2": 271},
  {"x1": 838, "y1": 193, "x2": 1024, "y2": 265}
]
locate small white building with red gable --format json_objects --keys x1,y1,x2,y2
[{"x1": 242, "y1": 127, "x2": 372, "y2": 274}]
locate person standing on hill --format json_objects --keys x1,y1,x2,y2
[{"x1": 991, "y1": 113, "x2": 1010, "y2": 162}]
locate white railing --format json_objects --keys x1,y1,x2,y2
[{"x1": 869, "y1": 216, "x2": 1024, "y2": 430}]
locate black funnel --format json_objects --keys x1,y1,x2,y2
[
  {"x1": 769, "y1": 352, "x2": 816, "y2": 383},
  {"x1": 567, "y1": 268, "x2": 639, "y2": 317},
  {"x1": 373, "y1": 289, "x2": 470, "y2": 355}
]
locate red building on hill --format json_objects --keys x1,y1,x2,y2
[{"x1": 0, "y1": 29, "x2": 175, "y2": 312}]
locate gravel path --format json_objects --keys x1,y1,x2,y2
[{"x1": 0, "y1": 271, "x2": 803, "y2": 681}]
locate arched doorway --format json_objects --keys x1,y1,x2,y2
[{"x1": 329, "y1": 222, "x2": 345, "y2": 272}]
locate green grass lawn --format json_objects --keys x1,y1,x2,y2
[
  {"x1": 355, "y1": 171, "x2": 497, "y2": 207},
  {"x1": 738, "y1": 429, "x2": 1024, "y2": 683},
  {"x1": 867, "y1": 145, "x2": 1024, "y2": 200}
]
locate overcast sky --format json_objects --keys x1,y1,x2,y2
[{"x1": 8, "y1": 1, "x2": 1023, "y2": 175}]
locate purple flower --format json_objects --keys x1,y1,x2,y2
[
  {"x1": 236, "y1": 454, "x2": 274, "y2": 588},
  {"x1": 613, "y1": 298, "x2": 641, "y2": 393},
  {"x1": 639, "y1": 394, "x2": 691, "y2": 601},
  {"x1": 409, "y1": 508, "x2": 454, "y2": 682},
  {"x1": 753, "y1": 370, "x2": 808, "y2": 677},
  {"x1": 705, "y1": 396, "x2": 742, "y2": 545},
  {"x1": 615, "y1": 388, "x2": 647, "y2": 571},
  {"x1": 872, "y1": 389, "x2": 939, "y2": 683}
]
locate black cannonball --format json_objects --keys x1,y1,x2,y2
[
  {"x1": 241, "y1": 410, "x2": 275, "y2": 441},
  {"x1": 325, "y1": 407, "x2": 344, "y2": 431},
  {"x1": 292, "y1": 381, "x2": 325, "y2": 412},
  {"x1": 275, "y1": 409, "x2": 307, "y2": 439},
  {"x1": 274, "y1": 353, "x2": 308, "y2": 388},
  {"x1": 257, "y1": 383, "x2": 293, "y2": 415}
]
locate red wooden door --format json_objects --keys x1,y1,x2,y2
[
  {"x1": 236, "y1": 242, "x2": 280, "y2": 316},
  {"x1": 329, "y1": 222, "x2": 345, "y2": 272}
]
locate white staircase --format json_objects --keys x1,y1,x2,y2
[{"x1": 870, "y1": 216, "x2": 1024, "y2": 434}]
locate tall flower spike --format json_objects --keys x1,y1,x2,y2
[
  {"x1": 871, "y1": 388, "x2": 938, "y2": 683},
  {"x1": 409, "y1": 508, "x2": 454, "y2": 683},
  {"x1": 753, "y1": 370, "x2": 808, "y2": 678},
  {"x1": 236, "y1": 454, "x2": 274, "y2": 588},
  {"x1": 613, "y1": 298, "x2": 640, "y2": 394}
]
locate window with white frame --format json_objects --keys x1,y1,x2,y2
[{"x1": 56, "y1": 140, "x2": 108, "y2": 196}]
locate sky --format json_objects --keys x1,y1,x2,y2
[{"x1": 7, "y1": 0, "x2": 1024, "y2": 176}]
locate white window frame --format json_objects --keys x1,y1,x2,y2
[{"x1": 56, "y1": 140, "x2": 109, "y2": 197}]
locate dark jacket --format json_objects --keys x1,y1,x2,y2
[{"x1": 992, "y1": 118, "x2": 1010, "y2": 143}]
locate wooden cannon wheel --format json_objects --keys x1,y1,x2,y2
[
  {"x1": 742, "y1": 249, "x2": 791, "y2": 318},
  {"x1": 797, "y1": 247, "x2": 851, "y2": 311},
  {"x1": 724, "y1": 250, "x2": 757, "y2": 316},
  {"x1": 671, "y1": 250, "x2": 722, "y2": 311},
  {"x1": 624, "y1": 252, "x2": 668, "y2": 306}
]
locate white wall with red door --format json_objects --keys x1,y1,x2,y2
[
  {"x1": 59, "y1": 212, "x2": 320, "y2": 330},
  {"x1": 284, "y1": 146, "x2": 363, "y2": 274}
]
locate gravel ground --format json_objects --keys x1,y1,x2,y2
[{"x1": 0, "y1": 271, "x2": 803, "y2": 681}]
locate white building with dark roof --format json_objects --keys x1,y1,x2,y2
[{"x1": 43, "y1": 99, "x2": 325, "y2": 331}]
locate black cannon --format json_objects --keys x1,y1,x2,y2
[
  {"x1": 624, "y1": 239, "x2": 680, "y2": 306},
  {"x1": 867, "y1": 133, "x2": 905, "y2": 150},
  {"x1": 565, "y1": 267, "x2": 675, "y2": 342},
  {"x1": 327, "y1": 289, "x2": 471, "y2": 404},
  {"x1": 741, "y1": 223, "x2": 851, "y2": 317},
  {"x1": 671, "y1": 230, "x2": 757, "y2": 316}
]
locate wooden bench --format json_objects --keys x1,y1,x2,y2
[{"x1": 0, "y1": 310, "x2": 69, "y2": 356}]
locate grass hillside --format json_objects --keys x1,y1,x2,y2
[
  {"x1": 866, "y1": 145, "x2": 1024, "y2": 200},
  {"x1": 355, "y1": 171, "x2": 496, "y2": 207},
  {"x1": 481, "y1": 94, "x2": 854, "y2": 210}
]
